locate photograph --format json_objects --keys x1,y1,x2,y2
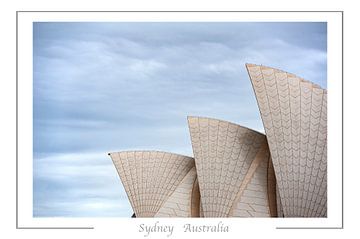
[{"x1": 33, "y1": 21, "x2": 327, "y2": 218}]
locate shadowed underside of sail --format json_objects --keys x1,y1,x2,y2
[
  {"x1": 109, "y1": 151, "x2": 196, "y2": 217},
  {"x1": 246, "y1": 63, "x2": 327, "y2": 217}
]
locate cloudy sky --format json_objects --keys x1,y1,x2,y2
[{"x1": 33, "y1": 22, "x2": 327, "y2": 217}]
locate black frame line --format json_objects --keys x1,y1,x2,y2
[
  {"x1": 17, "y1": 10, "x2": 344, "y2": 13},
  {"x1": 16, "y1": 10, "x2": 343, "y2": 230}
]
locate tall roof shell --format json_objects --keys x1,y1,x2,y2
[
  {"x1": 188, "y1": 116, "x2": 277, "y2": 217},
  {"x1": 246, "y1": 64, "x2": 327, "y2": 217}
]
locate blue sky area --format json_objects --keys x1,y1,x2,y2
[{"x1": 33, "y1": 22, "x2": 327, "y2": 217}]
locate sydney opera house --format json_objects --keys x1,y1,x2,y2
[{"x1": 108, "y1": 64, "x2": 327, "y2": 218}]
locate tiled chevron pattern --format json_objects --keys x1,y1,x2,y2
[
  {"x1": 155, "y1": 167, "x2": 198, "y2": 217},
  {"x1": 246, "y1": 64, "x2": 327, "y2": 217},
  {"x1": 188, "y1": 116, "x2": 277, "y2": 217},
  {"x1": 232, "y1": 157, "x2": 274, "y2": 217},
  {"x1": 109, "y1": 151, "x2": 196, "y2": 217}
]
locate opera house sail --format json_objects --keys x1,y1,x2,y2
[
  {"x1": 108, "y1": 63, "x2": 327, "y2": 218},
  {"x1": 188, "y1": 116, "x2": 277, "y2": 217},
  {"x1": 108, "y1": 151, "x2": 200, "y2": 217},
  {"x1": 246, "y1": 64, "x2": 327, "y2": 217}
]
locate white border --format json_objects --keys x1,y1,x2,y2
[{"x1": 17, "y1": 11, "x2": 343, "y2": 234}]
